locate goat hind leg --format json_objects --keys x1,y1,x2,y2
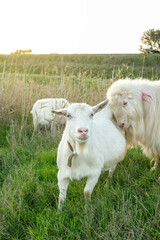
[
  {"x1": 108, "y1": 164, "x2": 117, "y2": 178},
  {"x1": 151, "y1": 157, "x2": 159, "y2": 171}
]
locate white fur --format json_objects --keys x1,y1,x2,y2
[
  {"x1": 107, "y1": 78, "x2": 160, "y2": 170},
  {"x1": 53, "y1": 100, "x2": 126, "y2": 209},
  {"x1": 30, "y1": 98, "x2": 70, "y2": 132}
]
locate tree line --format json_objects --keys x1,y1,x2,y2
[{"x1": 11, "y1": 49, "x2": 32, "y2": 54}]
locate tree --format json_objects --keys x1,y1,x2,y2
[
  {"x1": 10, "y1": 49, "x2": 32, "y2": 54},
  {"x1": 139, "y1": 29, "x2": 160, "y2": 54}
]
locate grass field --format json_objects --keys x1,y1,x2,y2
[{"x1": 0, "y1": 54, "x2": 160, "y2": 240}]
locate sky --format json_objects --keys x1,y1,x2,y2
[{"x1": 0, "y1": 0, "x2": 159, "y2": 54}]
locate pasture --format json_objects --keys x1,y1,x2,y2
[{"x1": 0, "y1": 54, "x2": 160, "y2": 240}]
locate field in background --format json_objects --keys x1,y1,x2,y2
[
  {"x1": 0, "y1": 53, "x2": 160, "y2": 79},
  {"x1": 0, "y1": 54, "x2": 160, "y2": 123},
  {"x1": 0, "y1": 54, "x2": 160, "y2": 240}
]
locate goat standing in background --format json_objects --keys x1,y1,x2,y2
[{"x1": 30, "y1": 98, "x2": 70, "y2": 133}]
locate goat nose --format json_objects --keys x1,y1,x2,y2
[
  {"x1": 78, "y1": 128, "x2": 88, "y2": 135},
  {"x1": 119, "y1": 123, "x2": 125, "y2": 129}
]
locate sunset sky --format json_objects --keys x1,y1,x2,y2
[{"x1": 0, "y1": 0, "x2": 159, "y2": 54}]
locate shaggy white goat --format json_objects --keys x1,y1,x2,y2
[
  {"x1": 52, "y1": 99, "x2": 126, "y2": 210},
  {"x1": 107, "y1": 78, "x2": 160, "y2": 171},
  {"x1": 30, "y1": 98, "x2": 70, "y2": 132},
  {"x1": 31, "y1": 98, "x2": 69, "y2": 132}
]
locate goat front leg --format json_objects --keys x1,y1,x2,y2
[
  {"x1": 58, "y1": 173, "x2": 69, "y2": 210},
  {"x1": 51, "y1": 121, "x2": 56, "y2": 135},
  {"x1": 151, "y1": 156, "x2": 160, "y2": 171},
  {"x1": 84, "y1": 173, "x2": 100, "y2": 200}
]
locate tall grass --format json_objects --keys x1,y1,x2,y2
[
  {"x1": 0, "y1": 53, "x2": 159, "y2": 126},
  {"x1": 0, "y1": 54, "x2": 160, "y2": 240},
  {"x1": 0, "y1": 54, "x2": 160, "y2": 79},
  {"x1": 0, "y1": 71, "x2": 109, "y2": 122}
]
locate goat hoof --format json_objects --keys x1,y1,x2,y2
[
  {"x1": 156, "y1": 176, "x2": 160, "y2": 184},
  {"x1": 151, "y1": 166, "x2": 156, "y2": 172},
  {"x1": 84, "y1": 190, "x2": 91, "y2": 199},
  {"x1": 58, "y1": 197, "x2": 64, "y2": 210}
]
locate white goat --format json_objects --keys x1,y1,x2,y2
[
  {"x1": 30, "y1": 98, "x2": 70, "y2": 132},
  {"x1": 52, "y1": 99, "x2": 126, "y2": 209},
  {"x1": 107, "y1": 78, "x2": 160, "y2": 171}
]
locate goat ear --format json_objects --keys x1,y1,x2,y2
[
  {"x1": 51, "y1": 108, "x2": 67, "y2": 116},
  {"x1": 92, "y1": 99, "x2": 109, "y2": 114}
]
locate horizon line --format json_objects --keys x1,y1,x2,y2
[{"x1": 0, "y1": 52, "x2": 141, "y2": 55}]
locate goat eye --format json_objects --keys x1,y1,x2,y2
[
  {"x1": 123, "y1": 102, "x2": 128, "y2": 107},
  {"x1": 67, "y1": 114, "x2": 72, "y2": 119}
]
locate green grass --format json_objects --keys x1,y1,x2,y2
[
  {"x1": 0, "y1": 53, "x2": 160, "y2": 239},
  {"x1": 1, "y1": 142, "x2": 160, "y2": 239}
]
